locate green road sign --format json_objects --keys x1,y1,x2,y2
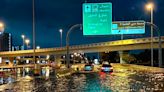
[
  {"x1": 83, "y1": 3, "x2": 112, "y2": 35},
  {"x1": 112, "y1": 21, "x2": 145, "y2": 34}
]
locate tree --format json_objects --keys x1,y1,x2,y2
[
  {"x1": 122, "y1": 53, "x2": 136, "y2": 64},
  {"x1": 100, "y1": 51, "x2": 119, "y2": 63}
]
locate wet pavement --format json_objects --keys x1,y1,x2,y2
[{"x1": 0, "y1": 68, "x2": 164, "y2": 92}]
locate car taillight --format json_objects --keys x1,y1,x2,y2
[{"x1": 101, "y1": 67, "x2": 105, "y2": 70}]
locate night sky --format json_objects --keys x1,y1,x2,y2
[{"x1": 0, "y1": 0, "x2": 163, "y2": 48}]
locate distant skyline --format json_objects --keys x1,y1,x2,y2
[{"x1": 0, "y1": 0, "x2": 163, "y2": 48}]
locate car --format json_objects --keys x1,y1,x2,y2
[
  {"x1": 102, "y1": 61, "x2": 109, "y2": 65},
  {"x1": 101, "y1": 64, "x2": 113, "y2": 72},
  {"x1": 0, "y1": 72, "x2": 5, "y2": 76},
  {"x1": 84, "y1": 64, "x2": 94, "y2": 71}
]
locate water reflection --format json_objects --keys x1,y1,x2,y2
[
  {"x1": 0, "y1": 76, "x2": 15, "y2": 85},
  {"x1": 129, "y1": 72, "x2": 164, "y2": 91},
  {"x1": 98, "y1": 70, "x2": 164, "y2": 92},
  {"x1": 0, "y1": 67, "x2": 164, "y2": 92},
  {"x1": 53, "y1": 73, "x2": 112, "y2": 92}
]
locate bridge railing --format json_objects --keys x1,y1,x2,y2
[
  {"x1": 70, "y1": 36, "x2": 164, "y2": 49},
  {"x1": 0, "y1": 36, "x2": 163, "y2": 55}
]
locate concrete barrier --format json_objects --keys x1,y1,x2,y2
[
  {"x1": 56, "y1": 68, "x2": 75, "y2": 78},
  {"x1": 111, "y1": 63, "x2": 164, "y2": 73},
  {"x1": 71, "y1": 64, "x2": 85, "y2": 71}
]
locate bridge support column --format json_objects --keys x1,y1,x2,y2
[
  {"x1": 55, "y1": 55, "x2": 62, "y2": 66},
  {"x1": 8, "y1": 57, "x2": 15, "y2": 66},
  {"x1": 119, "y1": 51, "x2": 126, "y2": 64}
]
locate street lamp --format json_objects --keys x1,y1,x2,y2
[
  {"x1": 146, "y1": 2, "x2": 154, "y2": 66},
  {"x1": 0, "y1": 22, "x2": 5, "y2": 34},
  {"x1": 21, "y1": 35, "x2": 25, "y2": 50},
  {"x1": 59, "y1": 29, "x2": 63, "y2": 47},
  {"x1": 0, "y1": 22, "x2": 4, "y2": 28},
  {"x1": 36, "y1": 46, "x2": 40, "y2": 49},
  {"x1": 25, "y1": 39, "x2": 30, "y2": 49},
  {"x1": 146, "y1": 3, "x2": 154, "y2": 10}
]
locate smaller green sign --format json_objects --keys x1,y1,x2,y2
[
  {"x1": 83, "y1": 3, "x2": 112, "y2": 35},
  {"x1": 112, "y1": 21, "x2": 145, "y2": 34}
]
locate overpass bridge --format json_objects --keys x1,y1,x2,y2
[{"x1": 0, "y1": 36, "x2": 164, "y2": 57}]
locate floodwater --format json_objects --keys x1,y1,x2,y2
[{"x1": 0, "y1": 68, "x2": 164, "y2": 92}]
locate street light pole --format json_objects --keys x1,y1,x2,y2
[
  {"x1": 120, "y1": 32, "x2": 124, "y2": 64},
  {"x1": 59, "y1": 29, "x2": 63, "y2": 47},
  {"x1": 21, "y1": 35, "x2": 25, "y2": 65},
  {"x1": 150, "y1": 5, "x2": 154, "y2": 67},
  {"x1": 25, "y1": 39, "x2": 30, "y2": 49},
  {"x1": 32, "y1": 0, "x2": 36, "y2": 63},
  {"x1": 66, "y1": 24, "x2": 82, "y2": 68},
  {"x1": 21, "y1": 35, "x2": 25, "y2": 50},
  {"x1": 36, "y1": 46, "x2": 40, "y2": 62},
  {"x1": 146, "y1": 3, "x2": 154, "y2": 66},
  {"x1": 146, "y1": 22, "x2": 162, "y2": 67}
]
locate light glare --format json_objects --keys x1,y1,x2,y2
[{"x1": 146, "y1": 3, "x2": 154, "y2": 10}]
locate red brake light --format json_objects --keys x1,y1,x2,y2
[{"x1": 101, "y1": 67, "x2": 105, "y2": 70}]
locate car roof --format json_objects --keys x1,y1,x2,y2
[
  {"x1": 85, "y1": 64, "x2": 92, "y2": 66},
  {"x1": 102, "y1": 61, "x2": 109, "y2": 64},
  {"x1": 102, "y1": 64, "x2": 112, "y2": 67}
]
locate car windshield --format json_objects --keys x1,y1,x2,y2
[
  {"x1": 85, "y1": 65, "x2": 92, "y2": 66},
  {"x1": 102, "y1": 64, "x2": 111, "y2": 67}
]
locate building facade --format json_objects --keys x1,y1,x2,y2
[{"x1": 0, "y1": 33, "x2": 12, "y2": 51}]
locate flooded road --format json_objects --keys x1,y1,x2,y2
[{"x1": 0, "y1": 68, "x2": 164, "y2": 92}]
